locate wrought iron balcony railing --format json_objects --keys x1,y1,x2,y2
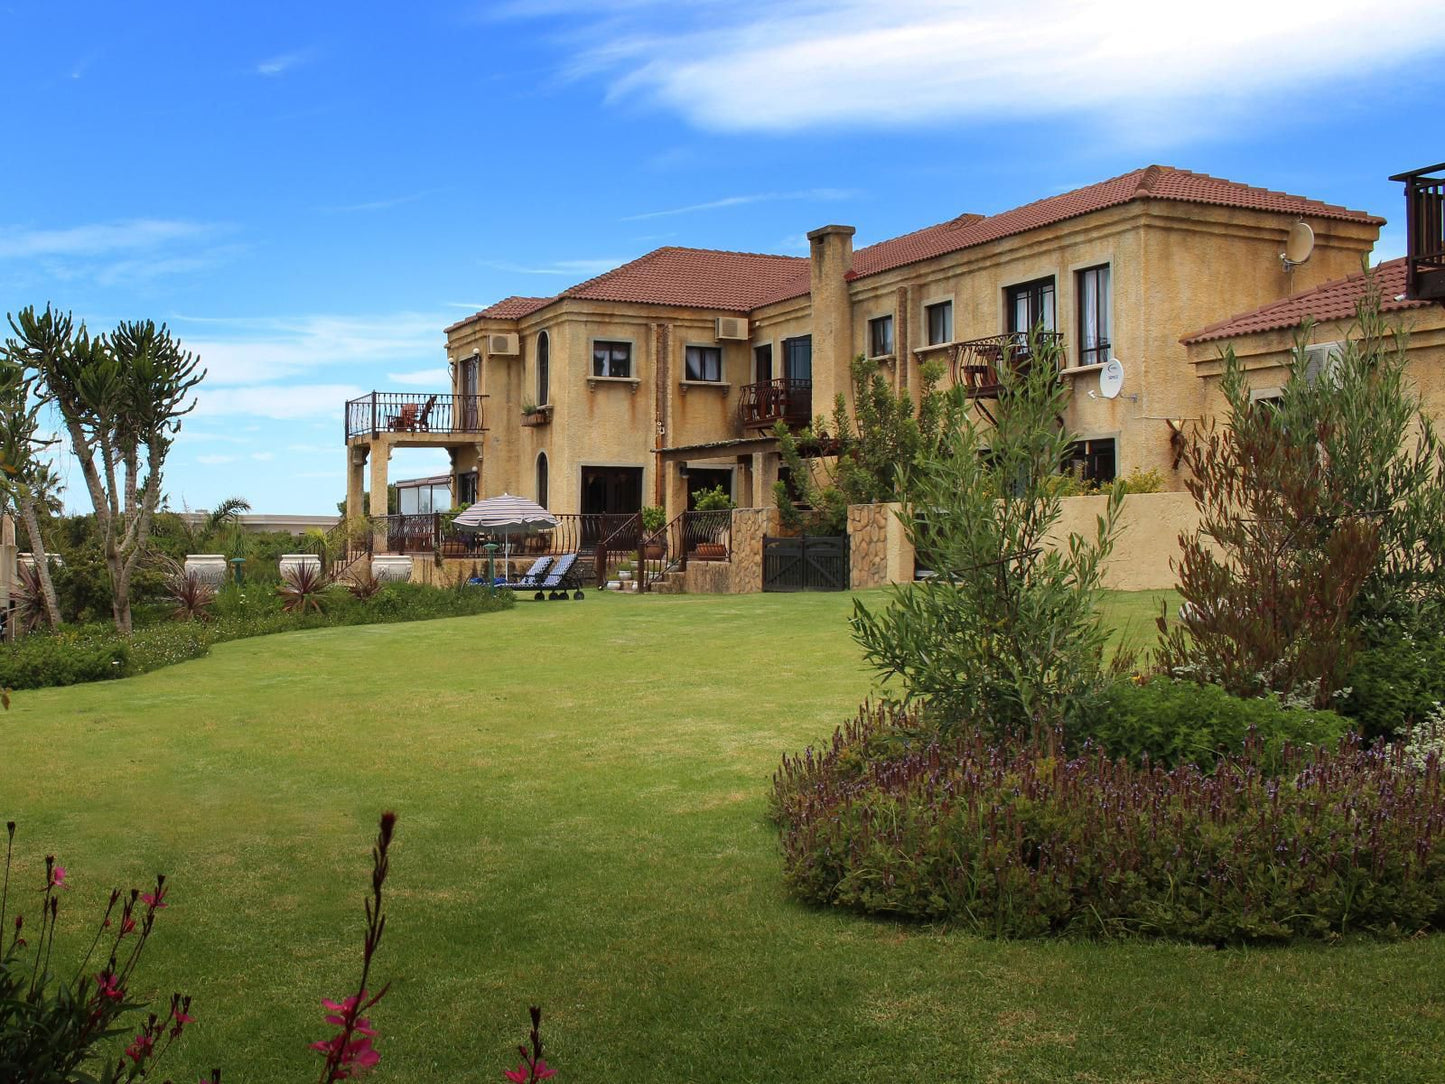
[
  {"x1": 345, "y1": 392, "x2": 485, "y2": 440},
  {"x1": 738, "y1": 378, "x2": 812, "y2": 430}
]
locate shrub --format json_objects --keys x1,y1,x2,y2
[
  {"x1": 163, "y1": 565, "x2": 216, "y2": 622},
  {"x1": 0, "y1": 629, "x2": 130, "y2": 689},
  {"x1": 1071, "y1": 677, "x2": 1349, "y2": 770},
  {"x1": 852, "y1": 333, "x2": 1122, "y2": 738},
  {"x1": 278, "y1": 563, "x2": 329, "y2": 614},
  {"x1": 1341, "y1": 633, "x2": 1445, "y2": 741},
  {"x1": 773, "y1": 703, "x2": 1445, "y2": 941}
]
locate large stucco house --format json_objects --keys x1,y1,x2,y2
[{"x1": 344, "y1": 163, "x2": 1444, "y2": 555}]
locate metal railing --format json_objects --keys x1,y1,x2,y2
[
  {"x1": 1391, "y1": 162, "x2": 1445, "y2": 301},
  {"x1": 306, "y1": 518, "x2": 374, "y2": 576},
  {"x1": 944, "y1": 332, "x2": 1064, "y2": 396},
  {"x1": 373, "y1": 512, "x2": 639, "y2": 564},
  {"x1": 738, "y1": 378, "x2": 812, "y2": 430},
  {"x1": 345, "y1": 392, "x2": 485, "y2": 440},
  {"x1": 637, "y1": 510, "x2": 733, "y2": 591}
]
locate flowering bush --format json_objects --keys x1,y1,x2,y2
[
  {"x1": 0, "y1": 821, "x2": 193, "y2": 1082},
  {"x1": 773, "y1": 703, "x2": 1445, "y2": 941}
]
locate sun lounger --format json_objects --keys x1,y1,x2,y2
[
  {"x1": 538, "y1": 552, "x2": 584, "y2": 600},
  {"x1": 482, "y1": 555, "x2": 552, "y2": 591}
]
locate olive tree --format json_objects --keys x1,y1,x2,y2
[{"x1": 3, "y1": 306, "x2": 204, "y2": 634}]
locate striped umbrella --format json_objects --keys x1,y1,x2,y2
[{"x1": 451, "y1": 493, "x2": 558, "y2": 562}]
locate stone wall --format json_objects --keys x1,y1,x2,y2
[
  {"x1": 682, "y1": 506, "x2": 775, "y2": 594},
  {"x1": 848, "y1": 502, "x2": 914, "y2": 589}
]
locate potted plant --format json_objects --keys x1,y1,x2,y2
[
  {"x1": 691, "y1": 485, "x2": 734, "y2": 559},
  {"x1": 641, "y1": 505, "x2": 667, "y2": 558}
]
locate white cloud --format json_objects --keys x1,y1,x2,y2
[
  {"x1": 196, "y1": 453, "x2": 239, "y2": 465},
  {"x1": 547, "y1": 0, "x2": 1445, "y2": 134},
  {"x1": 251, "y1": 452, "x2": 275, "y2": 461},
  {"x1": 620, "y1": 188, "x2": 857, "y2": 221},
  {"x1": 387, "y1": 368, "x2": 451, "y2": 386},
  {"x1": 479, "y1": 258, "x2": 628, "y2": 276},
  {"x1": 0, "y1": 219, "x2": 213, "y2": 260},
  {"x1": 172, "y1": 311, "x2": 446, "y2": 387},
  {"x1": 192, "y1": 383, "x2": 368, "y2": 421},
  {"x1": 257, "y1": 51, "x2": 310, "y2": 76}
]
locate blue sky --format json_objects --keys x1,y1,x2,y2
[{"x1": 3, "y1": 0, "x2": 1444, "y2": 515}]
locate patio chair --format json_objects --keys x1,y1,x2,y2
[
  {"x1": 486, "y1": 555, "x2": 552, "y2": 592},
  {"x1": 538, "y1": 552, "x2": 584, "y2": 600},
  {"x1": 413, "y1": 395, "x2": 437, "y2": 431}
]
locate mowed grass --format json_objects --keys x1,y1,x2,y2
[{"x1": 5, "y1": 589, "x2": 1443, "y2": 1083}]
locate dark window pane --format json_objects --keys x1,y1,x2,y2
[
  {"x1": 754, "y1": 343, "x2": 773, "y2": 382},
  {"x1": 685, "y1": 345, "x2": 721, "y2": 381},
  {"x1": 868, "y1": 315, "x2": 894, "y2": 357},
  {"x1": 926, "y1": 301, "x2": 952, "y2": 345}
]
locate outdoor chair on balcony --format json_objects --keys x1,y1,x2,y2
[{"x1": 538, "y1": 552, "x2": 584, "y2": 601}]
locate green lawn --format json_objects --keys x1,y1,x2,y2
[{"x1": 5, "y1": 589, "x2": 1442, "y2": 1083}]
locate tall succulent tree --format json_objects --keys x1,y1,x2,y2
[
  {"x1": 3, "y1": 305, "x2": 204, "y2": 634},
  {"x1": 0, "y1": 366, "x2": 62, "y2": 628}
]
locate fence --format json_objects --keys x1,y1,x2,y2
[{"x1": 762, "y1": 535, "x2": 849, "y2": 592}]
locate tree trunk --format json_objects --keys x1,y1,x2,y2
[{"x1": 16, "y1": 492, "x2": 61, "y2": 629}]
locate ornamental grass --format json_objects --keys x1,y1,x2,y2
[{"x1": 773, "y1": 703, "x2": 1445, "y2": 942}]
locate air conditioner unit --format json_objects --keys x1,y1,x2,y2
[
  {"x1": 1303, "y1": 341, "x2": 1342, "y2": 387},
  {"x1": 488, "y1": 332, "x2": 519, "y2": 356},
  {"x1": 715, "y1": 317, "x2": 749, "y2": 341}
]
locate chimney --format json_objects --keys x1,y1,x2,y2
[{"x1": 807, "y1": 224, "x2": 856, "y2": 412}]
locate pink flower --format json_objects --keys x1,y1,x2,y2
[
  {"x1": 94, "y1": 972, "x2": 124, "y2": 1001},
  {"x1": 125, "y1": 1033, "x2": 154, "y2": 1064},
  {"x1": 49, "y1": 866, "x2": 67, "y2": 888},
  {"x1": 140, "y1": 890, "x2": 167, "y2": 909},
  {"x1": 505, "y1": 1059, "x2": 557, "y2": 1082}
]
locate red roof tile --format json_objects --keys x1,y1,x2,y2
[
  {"x1": 445, "y1": 295, "x2": 553, "y2": 331},
  {"x1": 559, "y1": 247, "x2": 807, "y2": 312},
  {"x1": 849, "y1": 165, "x2": 1381, "y2": 281},
  {"x1": 1180, "y1": 259, "x2": 1432, "y2": 345}
]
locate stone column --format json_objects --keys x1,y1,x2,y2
[
  {"x1": 736, "y1": 454, "x2": 754, "y2": 507},
  {"x1": 346, "y1": 444, "x2": 368, "y2": 522},
  {"x1": 665, "y1": 461, "x2": 689, "y2": 523},
  {"x1": 752, "y1": 451, "x2": 780, "y2": 509},
  {"x1": 369, "y1": 439, "x2": 391, "y2": 553}
]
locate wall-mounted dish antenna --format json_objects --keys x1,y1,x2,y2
[
  {"x1": 1281, "y1": 221, "x2": 1314, "y2": 271},
  {"x1": 1099, "y1": 358, "x2": 1125, "y2": 400}
]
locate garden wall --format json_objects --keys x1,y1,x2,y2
[
  {"x1": 683, "y1": 507, "x2": 775, "y2": 594},
  {"x1": 844, "y1": 493, "x2": 1201, "y2": 592}
]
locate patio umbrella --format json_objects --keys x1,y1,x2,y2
[{"x1": 451, "y1": 493, "x2": 558, "y2": 565}]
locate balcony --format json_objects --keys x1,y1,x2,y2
[
  {"x1": 1390, "y1": 162, "x2": 1445, "y2": 301},
  {"x1": 918, "y1": 333, "x2": 1064, "y2": 398},
  {"x1": 345, "y1": 392, "x2": 485, "y2": 441},
  {"x1": 738, "y1": 378, "x2": 812, "y2": 431}
]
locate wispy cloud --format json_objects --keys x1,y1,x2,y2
[
  {"x1": 387, "y1": 368, "x2": 451, "y2": 386},
  {"x1": 193, "y1": 383, "x2": 369, "y2": 421},
  {"x1": 320, "y1": 189, "x2": 444, "y2": 214},
  {"x1": 0, "y1": 219, "x2": 213, "y2": 260},
  {"x1": 621, "y1": 187, "x2": 857, "y2": 221},
  {"x1": 531, "y1": 0, "x2": 1445, "y2": 137},
  {"x1": 256, "y1": 50, "x2": 311, "y2": 77},
  {"x1": 479, "y1": 257, "x2": 627, "y2": 276},
  {"x1": 196, "y1": 453, "x2": 239, "y2": 466}
]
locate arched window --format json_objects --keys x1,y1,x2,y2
[
  {"x1": 536, "y1": 452, "x2": 549, "y2": 508},
  {"x1": 537, "y1": 331, "x2": 550, "y2": 406}
]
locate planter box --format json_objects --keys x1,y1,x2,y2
[
  {"x1": 371, "y1": 555, "x2": 413, "y2": 583},
  {"x1": 184, "y1": 554, "x2": 228, "y2": 584},
  {"x1": 693, "y1": 543, "x2": 727, "y2": 560},
  {"x1": 279, "y1": 553, "x2": 322, "y2": 580}
]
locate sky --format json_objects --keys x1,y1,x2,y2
[{"x1": 2, "y1": 0, "x2": 1444, "y2": 515}]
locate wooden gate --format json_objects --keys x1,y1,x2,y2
[{"x1": 762, "y1": 535, "x2": 849, "y2": 592}]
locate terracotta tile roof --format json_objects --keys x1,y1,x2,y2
[
  {"x1": 1180, "y1": 258, "x2": 1433, "y2": 345},
  {"x1": 835, "y1": 165, "x2": 1385, "y2": 287},
  {"x1": 444, "y1": 296, "x2": 553, "y2": 331},
  {"x1": 559, "y1": 246, "x2": 807, "y2": 312}
]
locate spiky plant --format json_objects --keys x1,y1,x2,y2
[
  {"x1": 278, "y1": 563, "x2": 330, "y2": 614},
  {"x1": 344, "y1": 566, "x2": 384, "y2": 601},
  {"x1": 12, "y1": 561, "x2": 49, "y2": 634},
  {"x1": 166, "y1": 566, "x2": 217, "y2": 622}
]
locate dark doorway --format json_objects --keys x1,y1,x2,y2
[
  {"x1": 581, "y1": 466, "x2": 643, "y2": 516},
  {"x1": 685, "y1": 468, "x2": 733, "y2": 508}
]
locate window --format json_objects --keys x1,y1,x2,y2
[
  {"x1": 868, "y1": 315, "x2": 894, "y2": 358},
  {"x1": 536, "y1": 453, "x2": 549, "y2": 508},
  {"x1": 1067, "y1": 438, "x2": 1117, "y2": 485},
  {"x1": 1077, "y1": 266, "x2": 1111, "y2": 367},
  {"x1": 537, "y1": 330, "x2": 550, "y2": 404},
  {"x1": 754, "y1": 343, "x2": 773, "y2": 383},
  {"x1": 925, "y1": 300, "x2": 953, "y2": 345},
  {"x1": 1006, "y1": 277, "x2": 1056, "y2": 335},
  {"x1": 592, "y1": 340, "x2": 632, "y2": 378},
  {"x1": 456, "y1": 471, "x2": 477, "y2": 507},
  {"x1": 783, "y1": 336, "x2": 812, "y2": 381},
  {"x1": 684, "y1": 345, "x2": 723, "y2": 382}
]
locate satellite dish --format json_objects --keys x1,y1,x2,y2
[
  {"x1": 1281, "y1": 221, "x2": 1314, "y2": 270},
  {"x1": 1099, "y1": 359, "x2": 1125, "y2": 400}
]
